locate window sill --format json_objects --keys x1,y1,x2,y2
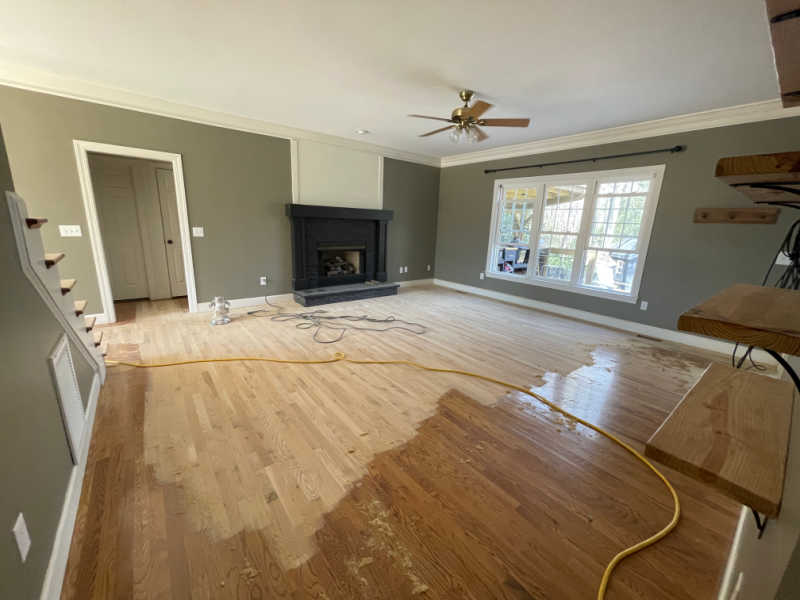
[{"x1": 484, "y1": 271, "x2": 638, "y2": 304}]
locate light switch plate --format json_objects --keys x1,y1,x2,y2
[
  {"x1": 58, "y1": 225, "x2": 82, "y2": 237},
  {"x1": 192, "y1": 227, "x2": 204, "y2": 238},
  {"x1": 12, "y1": 513, "x2": 31, "y2": 562}
]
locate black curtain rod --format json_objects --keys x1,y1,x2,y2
[{"x1": 483, "y1": 145, "x2": 684, "y2": 175}]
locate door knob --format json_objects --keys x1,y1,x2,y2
[{"x1": 167, "y1": 239, "x2": 173, "y2": 244}]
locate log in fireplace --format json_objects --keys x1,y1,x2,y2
[{"x1": 318, "y1": 244, "x2": 365, "y2": 278}]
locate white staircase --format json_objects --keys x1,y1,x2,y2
[{"x1": 6, "y1": 191, "x2": 106, "y2": 381}]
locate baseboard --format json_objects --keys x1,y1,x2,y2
[
  {"x1": 432, "y1": 278, "x2": 776, "y2": 365},
  {"x1": 196, "y1": 293, "x2": 294, "y2": 312},
  {"x1": 197, "y1": 285, "x2": 433, "y2": 310},
  {"x1": 717, "y1": 506, "x2": 749, "y2": 600},
  {"x1": 40, "y1": 373, "x2": 101, "y2": 600},
  {"x1": 397, "y1": 278, "x2": 434, "y2": 288}
]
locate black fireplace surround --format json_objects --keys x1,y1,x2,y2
[{"x1": 286, "y1": 204, "x2": 393, "y2": 291}]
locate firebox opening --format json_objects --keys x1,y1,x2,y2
[{"x1": 318, "y1": 245, "x2": 365, "y2": 277}]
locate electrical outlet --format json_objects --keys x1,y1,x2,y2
[
  {"x1": 640, "y1": 300, "x2": 648, "y2": 311},
  {"x1": 58, "y1": 225, "x2": 82, "y2": 237},
  {"x1": 259, "y1": 276, "x2": 268, "y2": 286},
  {"x1": 192, "y1": 226, "x2": 204, "y2": 238},
  {"x1": 426, "y1": 264, "x2": 431, "y2": 272},
  {"x1": 479, "y1": 272, "x2": 485, "y2": 280},
  {"x1": 12, "y1": 513, "x2": 31, "y2": 563}
]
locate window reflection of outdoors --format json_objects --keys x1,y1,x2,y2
[{"x1": 494, "y1": 187, "x2": 535, "y2": 275}]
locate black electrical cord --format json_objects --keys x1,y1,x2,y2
[
  {"x1": 731, "y1": 217, "x2": 800, "y2": 369},
  {"x1": 246, "y1": 296, "x2": 428, "y2": 344}
]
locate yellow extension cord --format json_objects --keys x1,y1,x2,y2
[{"x1": 105, "y1": 351, "x2": 680, "y2": 599}]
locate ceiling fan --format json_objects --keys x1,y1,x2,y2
[{"x1": 409, "y1": 89, "x2": 530, "y2": 143}]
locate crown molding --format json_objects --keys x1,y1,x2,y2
[
  {"x1": 440, "y1": 99, "x2": 800, "y2": 168},
  {"x1": 3, "y1": 59, "x2": 798, "y2": 172},
  {"x1": 0, "y1": 60, "x2": 441, "y2": 168}
]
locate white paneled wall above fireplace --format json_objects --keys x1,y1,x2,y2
[{"x1": 293, "y1": 139, "x2": 383, "y2": 209}]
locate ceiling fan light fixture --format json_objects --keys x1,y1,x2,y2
[{"x1": 411, "y1": 89, "x2": 531, "y2": 142}]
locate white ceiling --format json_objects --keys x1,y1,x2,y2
[{"x1": 0, "y1": 0, "x2": 781, "y2": 158}]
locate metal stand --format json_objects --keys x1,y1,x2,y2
[
  {"x1": 751, "y1": 508, "x2": 768, "y2": 539},
  {"x1": 765, "y1": 349, "x2": 800, "y2": 395}
]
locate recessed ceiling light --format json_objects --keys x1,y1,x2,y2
[{"x1": 355, "y1": 129, "x2": 370, "y2": 135}]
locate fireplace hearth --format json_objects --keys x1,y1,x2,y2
[{"x1": 286, "y1": 204, "x2": 399, "y2": 306}]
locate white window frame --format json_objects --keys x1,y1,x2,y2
[{"x1": 484, "y1": 164, "x2": 666, "y2": 303}]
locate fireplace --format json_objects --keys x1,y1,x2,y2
[{"x1": 286, "y1": 204, "x2": 399, "y2": 305}]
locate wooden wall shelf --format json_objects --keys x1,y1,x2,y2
[
  {"x1": 667, "y1": 281, "x2": 800, "y2": 534},
  {"x1": 645, "y1": 363, "x2": 793, "y2": 517},
  {"x1": 693, "y1": 207, "x2": 780, "y2": 224},
  {"x1": 678, "y1": 284, "x2": 800, "y2": 355},
  {"x1": 715, "y1": 151, "x2": 800, "y2": 205}
]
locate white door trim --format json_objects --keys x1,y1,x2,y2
[{"x1": 73, "y1": 140, "x2": 198, "y2": 322}]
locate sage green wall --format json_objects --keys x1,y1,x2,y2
[
  {"x1": 383, "y1": 158, "x2": 439, "y2": 282},
  {"x1": 0, "y1": 128, "x2": 93, "y2": 599},
  {"x1": 0, "y1": 85, "x2": 293, "y2": 311},
  {"x1": 72, "y1": 338, "x2": 95, "y2": 409},
  {"x1": 435, "y1": 116, "x2": 800, "y2": 330},
  {"x1": 778, "y1": 533, "x2": 800, "y2": 598}
]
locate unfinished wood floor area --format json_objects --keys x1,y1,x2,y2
[{"x1": 62, "y1": 287, "x2": 740, "y2": 599}]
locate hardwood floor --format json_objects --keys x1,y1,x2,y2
[{"x1": 62, "y1": 287, "x2": 740, "y2": 599}]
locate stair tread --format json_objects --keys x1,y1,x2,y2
[
  {"x1": 44, "y1": 252, "x2": 65, "y2": 268},
  {"x1": 93, "y1": 330, "x2": 103, "y2": 346},
  {"x1": 84, "y1": 316, "x2": 96, "y2": 332},
  {"x1": 74, "y1": 300, "x2": 88, "y2": 316},
  {"x1": 25, "y1": 218, "x2": 48, "y2": 229},
  {"x1": 60, "y1": 278, "x2": 77, "y2": 295}
]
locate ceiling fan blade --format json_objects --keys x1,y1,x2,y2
[
  {"x1": 419, "y1": 125, "x2": 455, "y2": 137},
  {"x1": 474, "y1": 126, "x2": 489, "y2": 141},
  {"x1": 467, "y1": 100, "x2": 492, "y2": 118},
  {"x1": 480, "y1": 118, "x2": 530, "y2": 127},
  {"x1": 408, "y1": 114, "x2": 452, "y2": 122}
]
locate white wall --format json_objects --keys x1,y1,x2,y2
[
  {"x1": 718, "y1": 355, "x2": 800, "y2": 600},
  {"x1": 295, "y1": 139, "x2": 382, "y2": 208}
]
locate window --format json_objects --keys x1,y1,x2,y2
[
  {"x1": 534, "y1": 183, "x2": 587, "y2": 282},
  {"x1": 490, "y1": 186, "x2": 536, "y2": 275},
  {"x1": 485, "y1": 165, "x2": 664, "y2": 302}
]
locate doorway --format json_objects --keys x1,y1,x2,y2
[
  {"x1": 88, "y1": 153, "x2": 186, "y2": 301},
  {"x1": 73, "y1": 141, "x2": 198, "y2": 323}
]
